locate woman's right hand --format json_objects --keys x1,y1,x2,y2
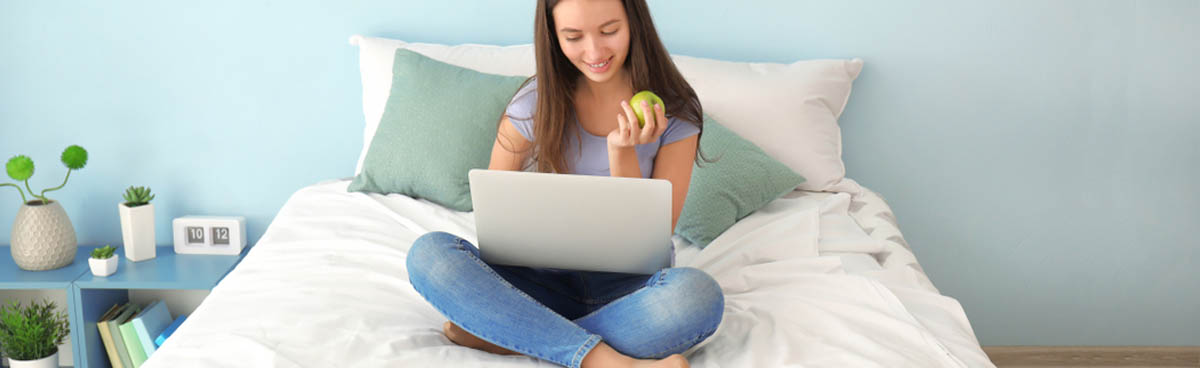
[{"x1": 608, "y1": 99, "x2": 667, "y2": 149}]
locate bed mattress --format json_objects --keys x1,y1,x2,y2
[{"x1": 144, "y1": 178, "x2": 992, "y2": 367}]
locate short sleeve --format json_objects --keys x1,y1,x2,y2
[
  {"x1": 504, "y1": 79, "x2": 538, "y2": 142},
  {"x1": 660, "y1": 116, "x2": 700, "y2": 146}
]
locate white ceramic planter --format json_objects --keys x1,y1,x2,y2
[
  {"x1": 89, "y1": 255, "x2": 118, "y2": 277},
  {"x1": 11, "y1": 200, "x2": 77, "y2": 271},
  {"x1": 119, "y1": 203, "x2": 156, "y2": 262},
  {"x1": 7, "y1": 351, "x2": 59, "y2": 368}
]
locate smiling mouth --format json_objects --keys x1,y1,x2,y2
[{"x1": 586, "y1": 57, "x2": 612, "y2": 68}]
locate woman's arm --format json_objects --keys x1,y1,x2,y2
[
  {"x1": 608, "y1": 100, "x2": 666, "y2": 178},
  {"x1": 607, "y1": 146, "x2": 641, "y2": 178},
  {"x1": 488, "y1": 116, "x2": 532, "y2": 171},
  {"x1": 651, "y1": 135, "x2": 698, "y2": 231}
]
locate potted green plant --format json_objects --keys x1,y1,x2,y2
[
  {"x1": 88, "y1": 245, "x2": 119, "y2": 277},
  {"x1": 2, "y1": 145, "x2": 88, "y2": 271},
  {"x1": 119, "y1": 186, "x2": 157, "y2": 261},
  {"x1": 0, "y1": 299, "x2": 70, "y2": 368}
]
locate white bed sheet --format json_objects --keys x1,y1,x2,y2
[{"x1": 145, "y1": 179, "x2": 993, "y2": 367}]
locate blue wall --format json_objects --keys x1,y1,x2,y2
[{"x1": 2, "y1": 1, "x2": 1196, "y2": 346}]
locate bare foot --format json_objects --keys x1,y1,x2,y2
[
  {"x1": 582, "y1": 342, "x2": 689, "y2": 368},
  {"x1": 443, "y1": 321, "x2": 519, "y2": 355},
  {"x1": 633, "y1": 354, "x2": 688, "y2": 368}
]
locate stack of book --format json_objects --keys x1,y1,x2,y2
[{"x1": 96, "y1": 300, "x2": 187, "y2": 368}]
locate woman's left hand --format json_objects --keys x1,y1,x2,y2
[{"x1": 608, "y1": 99, "x2": 667, "y2": 149}]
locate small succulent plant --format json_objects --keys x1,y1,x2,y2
[
  {"x1": 122, "y1": 186, "x2": 155, "y2": 207},
  {"x1": 2, "y1": 145, "x2": 88, "y2": 205},
  {"x1": 90, "y1": 245, "x2": 117, "y2": 259}
]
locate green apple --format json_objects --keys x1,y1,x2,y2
[{"x1": 629, "y1": 90, "x2": 665, "y2": 128}]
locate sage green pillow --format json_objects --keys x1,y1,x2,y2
[
  {"x1": 348, "y1": 49, "x2": 527, "y2": 211},
  {"x1": 674, "y1": 116, "x2": 807, "y2": 248}
]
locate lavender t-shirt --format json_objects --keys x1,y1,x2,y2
[{"x1": 504, "y1": 79, "x2": 700, "y2": 178}]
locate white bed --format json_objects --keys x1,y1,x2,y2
[{"x1": 143, "y1": 178, "x2": 993, "y2": 367}]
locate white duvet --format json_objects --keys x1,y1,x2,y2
[{"x1": 144, "y1": 179, "x2": 993, "y2": 367}]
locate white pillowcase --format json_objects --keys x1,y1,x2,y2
[
  {"x1": 673, "y1": 55, "x2": 863, "y2": 193},
  {"x1": 350, "y1": 35, "x2": 863, "y2": 193}
]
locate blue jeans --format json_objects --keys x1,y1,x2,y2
[{"x1": 407, "y1": 231, "x2": 724, "y2": 368}]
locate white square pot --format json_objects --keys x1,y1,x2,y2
[
  {"x1": 119, "y1": 203, "x2": 156, "y2": 262},
  {"x1": 89, "y1": 255, "x2": 118, "y2": 277}
]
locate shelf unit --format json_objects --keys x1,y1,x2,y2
[{"x1": 1, "y1": 245, "x2": 248, "y2": 368}]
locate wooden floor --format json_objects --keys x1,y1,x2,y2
[{"x1": 984, "y1": 346, "x2": 1200, "y2": 367}]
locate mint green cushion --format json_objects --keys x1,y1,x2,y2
[
  {"x1": 674, "y1": 116, "x2": 807, "y2": 248},
  {"x1": 348, "y1": 49, "x2": 527, "y2": 211}
]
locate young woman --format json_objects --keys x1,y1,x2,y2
[{"x1": 406, "y1": 1, "x2": 723, "y2": 367}]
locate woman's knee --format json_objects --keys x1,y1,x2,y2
[
  {"x1": 656, "y1": 267, "x2": 724, "y2": 327},
  {"x1": 614, "y1": 268, "x2": 724, "y2": 358},
  {"x1": 406, "y1": 231, "x2": 470, "y2": 281}
]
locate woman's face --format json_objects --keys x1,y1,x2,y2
[{"x1": 552, "y1": 0, "x2": 631, "y2": 84}]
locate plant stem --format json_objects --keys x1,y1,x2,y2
[
  {"x1": 39, "y1": 169, "x2": 71, "y2": 199},
  {"x1": 1, "y1": 183, "x2": 27, "y2": 203},
  {"x1": 25, "y1": 179, "x2": 47, "y2": 204}
]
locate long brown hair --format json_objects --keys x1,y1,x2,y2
[{"x1": 500, "y1": 0, "x2": 709, "y2": 174}]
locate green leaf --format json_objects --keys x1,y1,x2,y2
[
  {"x1": 6, "y1": 155, "x2": 34, "y2": 181},
  {"x1": 122, "y1": 185, "x2": 153, "y2": 206},
  {"x1": 90, "y1": 245, "x2": 116, "y2": 259},
  {"x1": 60, "y1": 145, "x2": 88, "y2": 170},
  {"x1": 0, "y1": 299, "x2": 69, "y2": 360}
]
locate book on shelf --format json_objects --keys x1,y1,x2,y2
[
  {"x1": 118, "y1": 304, "x2": 150, "y2": 367},
  {"x1": 156, "y1": 314, "x2": 187, "y2": 347},
  {"x1": 96, "y1": 303, "x2": 125, "y2": 368},
  {"x1": 102, "y1": 302, "x2": 141, "y2": 368},
  {"x1": 130, "y1": 299, "x2": 173, "y2": 355},
  {"x1": 91, "y1": 300, "x2": 190, "y2": 367}
]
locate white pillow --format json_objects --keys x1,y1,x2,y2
[
  {"x1": 672, "y1": 55, "x2": 863, "y2": 193},
  {"x1": 350, "y1": 35, "x2": 863, "y2": 193}
]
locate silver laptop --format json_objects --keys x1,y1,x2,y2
[{"x1": 468, "y1": 169, "x2": 673, "y2": 274}]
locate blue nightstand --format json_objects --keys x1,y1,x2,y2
[{"x1": 1, "y1": 245, "x2": 249, "y2": 368}]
